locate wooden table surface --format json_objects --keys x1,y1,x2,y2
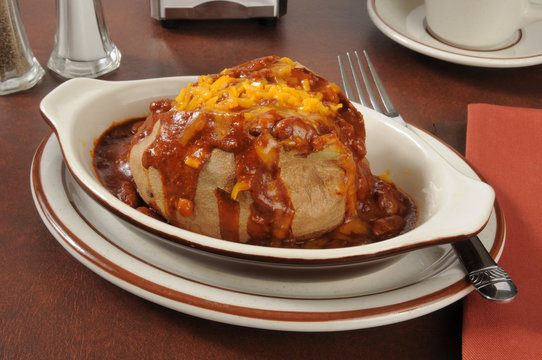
[{"x1": 2, "y1": 0, "x2": 541, "y2": 359}]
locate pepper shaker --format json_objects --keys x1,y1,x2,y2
[
  {"x1": 47, "y1": 0, "x2": 121, "y2": 78},
  {"x1": 0, "y1": 0, "x2": 45, "y2": 95}
]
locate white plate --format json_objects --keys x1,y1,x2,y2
[
  {"x1": 368, "y1": 0, "x2": 542, "y2": 68},
  {"x1": 31, "y1": 132, "x2": 506, "y2": 331}
]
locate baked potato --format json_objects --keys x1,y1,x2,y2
[{"x1": 124, "y1": 56, "x2": 414, "y2": 248}]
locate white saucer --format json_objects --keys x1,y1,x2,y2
[
  {"x1": 368, "y1": 0, "x2": 542, "y2": 68},
  {"x1": 31, "y1": 133, "x2": 505, "y2": 331}
]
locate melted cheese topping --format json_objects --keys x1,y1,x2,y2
[{"x1": 174, "y1": 57, "x2": 342, "y2": 127}]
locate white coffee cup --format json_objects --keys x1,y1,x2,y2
[{"x1": 425, "y1": 0, "x2": 542, "y2": 50}]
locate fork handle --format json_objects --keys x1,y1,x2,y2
[{"x1": 452, "y1": 236, "x2": 518, "y2": 302}]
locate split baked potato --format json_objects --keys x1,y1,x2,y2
[{"x1": 125, "y1": 56, "x2": 413, "y2": 248}]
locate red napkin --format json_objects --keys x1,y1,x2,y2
[{"x1": 463, "y1": 104, "x2": 542, "y2": 359}]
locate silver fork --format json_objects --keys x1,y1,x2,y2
[{"x1": 338, "y1": 50, "x2": 518, "y2": 302}]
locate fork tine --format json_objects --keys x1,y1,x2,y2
[
  {"x1": 340, "y1": 51, "x2": 400, "y2": 118},
  {"x1": 337, "y1": 55, "x2": 355, "y2": 102},
  {"x1": 354, "y1": 51, "x2": 383, "y2": 114},
  {"x1": 346, "y1": 52, "x2": 369, "y2": 107},
  {"x1": 362, "y1": 50, "x2": 399, "y2": 117}
]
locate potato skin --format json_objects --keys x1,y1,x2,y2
[
  {"x1": 279, "y1": 152, "x2": 345, "y2": 240},
  {"x1": 129, "y1": 119, "x2": 346, "y2": 241}
]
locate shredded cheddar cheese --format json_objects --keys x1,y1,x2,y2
[
  {"x1": 174, "y1": 58, "x2": 342, "y2": 128},
  {"x1": 378, "y1": 169, "x2": 392, "y2": 183},
  {"x1": 231, "y1": 181, "x2": 250, "y2": 201},
  {"x1": 176, "y1": 198, "x2": 194, "y2": 217}
]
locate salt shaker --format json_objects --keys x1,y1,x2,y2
[
  {"x1": 0, "y1": 0, "x2": 45, "y2": 95},
  {"x1": 48, "y1": 0, "x2": 121, "y2": 78}
]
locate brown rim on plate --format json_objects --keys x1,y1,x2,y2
[
  {"x1": 369, "y1": 0, "x2": 542, "y2": 62},
  {"x1": 424, "y1": 19, "x2": 522, "y2": 53},
  {"x1": 31, "y1": 132, "x2": 506, "y2": 324}
]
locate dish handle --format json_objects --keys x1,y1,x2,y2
[
  {"x1": 39, "y1": 78, "x2": 112, "y2": 133},
  {"x1": 428, "y1": 164, "x2": 496, "y2": 241}
]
